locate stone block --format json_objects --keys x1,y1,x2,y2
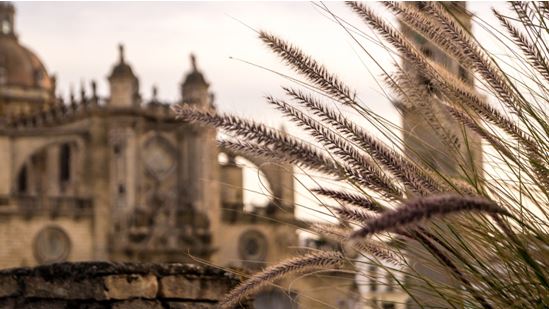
[
  {"x1": 159, "y1": 276, "x2": 229, "y2": 301},
  {"x1": 165, "y1": 302, "x2": 218, "y2": 309},
  {"x1": 0, "y1": 298, "x2": 16, "y2": 309},
  {"x1": 104, "y1": 274, "x2": 158, "y2": 299},
  {"x1": 0, "y1": 275, "x2": 19, "y2": 297},
  {"x1": 71, "y1": 302, "x2": 109, "y2": 309},
  {"x1": 20, "y1": 300, "x2": 67, "y2": 309},
  {"x1": 24, "y1": 276, "x2": 105, "y2": 300},
  {"x1": 112, "y1": 299, "x2": 162, "y2": 309}
]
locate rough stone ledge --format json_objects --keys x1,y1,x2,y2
[
  {"x1": 0, "y1": 262, "x2": 251, "y2": 308},
  {"x1": 0, "y1": 262, "x2": 239, "y2": 281}
]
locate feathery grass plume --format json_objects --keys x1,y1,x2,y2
[
  {"x1": 259, "y1": 31, "x2": 358, "y2": 107},
  {"x1": 175, "y1": 105, "x2": 343, "y2": 169},
  {"x1": 333, "y1": 204, "x2": 376, "y2": 225},
  {"x1": 444, "y1": 104, "x2": 518, "y2": 163},
  {"x1": 176, "y1": 105, "x2": 396, "y2": 190},
  {"x1": 347, "y1": 2, "x2": 531, "y2": 141},
  {"x1": 311, "y1": 187, "x2": 385, "y2": 212},
  {"x1": 219, "y1": 251, "x2": 344, "y2": 309},
  {"x1": 493, "y1": 9, "x2": 549, "y2": 83},
  {"x1": 285, "y1": 87, "x2": 446, "y2": 194},
  {"x1": 383, "y1": 1, "x2": 473, "y2": 70},
  {"x1": 348, "y1": 1, "x2": 541, "y2": 153},
  {"x1": 218, "y1": 140, "x2": 340, "y2": 177},
  {"x1": 423, "y1": 3, "x2": 525, "y2": 114},
  {"x1": 311, "y1": 223, "x2": 405, "y2": 267},
  {"x1": 430, "y1": 2, "x2": 548, "y2": 141},
  {"x1": 219, "y1": 138, "x2": 402, "y2": 196},
  {"x1": 210, "y1": 2, "x2": 549, "y2": 307},
  {"x1": 387, "y1": 69, "x2": 461, "y2": 151},
  {"x1": 266, "y1": 95, "x2": 403, "y2": 198},
  {"x1": 310, "y1": 222, "x2": 350, "y2": 240},
  {"x1": 351, "y1": 194, "x2": 510, "y2": 239},
  {"x1": 368, "y1": 3, "x2": 549, "y2": 183}
]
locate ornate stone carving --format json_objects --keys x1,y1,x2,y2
[
  {"x1": 143, "y1": 138, "x2": 175, "y2": 180},
  {"x1": 238, "y1": 229, "x2": 268, "y2": 267},
  {"x1": 33, "y1": 225, "x2": 71, "y2": 264}
]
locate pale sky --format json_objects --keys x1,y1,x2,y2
[{"x1": 13, "y1": 1, "x2": 508, "y2": 220}]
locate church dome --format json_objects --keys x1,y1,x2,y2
[
  {"x1": 108, "y1": 44, "x2": 137, "y2": 80},
  {"x1": 183, "y1": 70, "x2": 207, "y2": 85},
  {"x1": 0, "y1": 34, "x2": 52, "y2": 90},
  {"x1": 110, "y1": 62, "x2": 135, "y2": 79},
  {"x1": 182, "y1": 54, "x2": 208, "y2": 87}
]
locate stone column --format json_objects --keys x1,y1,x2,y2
[{"x1": 87, "y1": 115, "x2": 111, "y2": 260}]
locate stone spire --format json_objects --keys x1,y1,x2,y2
[
  {"x1": 181, "y1": 54, "x2": 209, "y2": 107},
  {"x1": 182, "y1": 54, "x2": 208, "y2": 87},
  {"x1": 108, "y1": 43, "x2": 140, "y2": 107},
  {"x1": 118, "y1": 44, "x2": 125, "y2": 63}
]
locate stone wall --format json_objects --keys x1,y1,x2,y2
[
  {"x1": 0, "y1": 262, "x2": 251, "y2": 308},
  {"x1": 0, "y1": 217, "x2": 94, "y2": 269}
]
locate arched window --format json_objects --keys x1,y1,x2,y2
[
  {"x1": 59, "y1": 144, "x2": 71, "y2": 183},
  {"x1": 17, "y1": 166, "x2": 28, "y2": 194}
]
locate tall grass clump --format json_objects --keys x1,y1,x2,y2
[{"x1": 176, "y1": 2, "x2": 548, "y2": 308}]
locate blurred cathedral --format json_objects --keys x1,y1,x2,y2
[{"x1": 0, "y1": 2, "x2": 362, "y2": 308}]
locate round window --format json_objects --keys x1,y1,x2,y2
[
  {"x1": 33, "y1": 226, "x2": 71, "y2": 264},
  {"x1": 238, "y1": 230, "x2": 267, "y2": 262}
]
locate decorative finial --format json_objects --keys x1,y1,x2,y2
[
  {"x1": 80, "y1": 80, "x2": 86, "y2": 102},
  {"x1": 190, "y1": 53, "x2": 197, "y2": 71},
  {"x1": 152, "y1": 85, "x2": 158, "y2": 100},
  {"x1": 118, "y1": 43, "x2": 125, "y2": 63},
  {"x1": 69, "y1": 85, "x2": 75, "y2": 104},
  {"x1": 91, "y1": 80, "x2": 97, "y2": 99}
]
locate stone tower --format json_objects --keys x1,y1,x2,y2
[
  {"x1": 401, "y1": 2, "x2": 482, "y2": 182},
  {"x1": 400, "y1": 2, "x2": 482, "y2": 308},
  {"x1": 108, "y1": 44, "x2": 140, "y2": 108}
]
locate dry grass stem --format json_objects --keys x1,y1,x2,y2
[
  {"x1": 219, "y1": 251, "x2": 344, "y2": 308},
  {"x1": 312, "y1": 187, "x2": 385, "y2": 212},
  {"x1": 351, "y1": 194, "x2": 510, "y2": 239}
]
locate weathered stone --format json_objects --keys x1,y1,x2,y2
[
  {"x1": 104, "y1": 274, "x2": 158, "y2": 299},
  {"x1": 70, "y1": 302, "x2": 109, "y2": 309},
  {"x1": 24, "y1": 276, "x2": 105, "y2": 300},
  {"x1": 165, "y1": 302, "x2": 217, "y2": 309},
  {"x1": 20, "y1": 300, "x2": 67, "y2": 309},
  {"x1": 0, "y1": 298, "x2": 16, "y2": 309},
  {"x1": 0, "y1": 275, "x2": 19, "y2": 297},
  {"x1": 112, "y1": 299, "x2": 162, "y2": 309},
  {"x1": 160, "y1": 275, "x2": 229, "y2": 300},
  {"x1": 0, "y1": 262, "x2": 245, "y2": 308}
]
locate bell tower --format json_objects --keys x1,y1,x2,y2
[
  {"x1": 108, "y1": 44, "x2": 140, "y2": 108},
  {"x1": 178, "y1": 54, "x2": 220, "y2": 257},
  {"x1": 401, "y1": 2, "x2": 482, "y2": 181},
  {"x1": 181, "y1": 54, "x2": 211, "y2": 108},
  {"x1": 400, "y1": 3, "x2": 482, "y2": 308}
]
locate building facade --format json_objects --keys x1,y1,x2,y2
[{"x1": 0, "y1": 3, "x2": 362, "y2": 308}]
